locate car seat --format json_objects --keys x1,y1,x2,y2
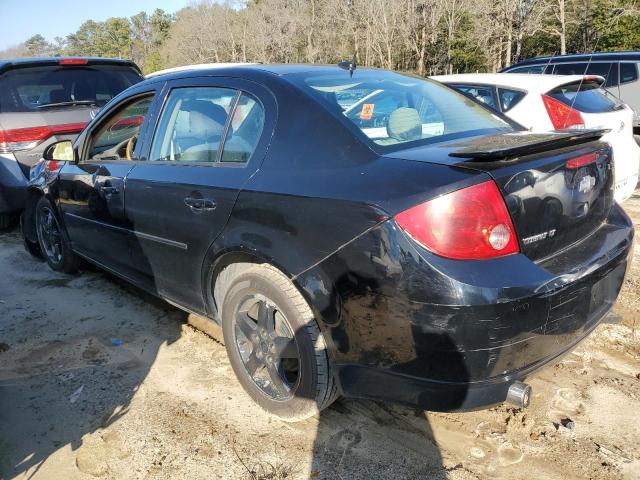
[{"x1": 387, "y1": 107, "x2": 422, "y2": 142}]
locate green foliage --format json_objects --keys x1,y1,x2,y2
[
  {"x1": 3, "y1": 0, "x2": 640, "y2": 73},
  {"x1": 24, "y1": 34, "x2": 50, "y2": 55},
  {"x1": 143, "y1": 51, "x2": 164, "y2": 74}
]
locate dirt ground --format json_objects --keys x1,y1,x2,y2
[{"x1": 1, "y1": 194, "x2": 640, "y2": 480}]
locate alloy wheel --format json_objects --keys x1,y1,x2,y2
[
  {"x1": 38, "y1": 206, "x2": 63, "y2": 264},
  {"x1": 233, "y1": 295, "x2": 300, "y2": 400}
]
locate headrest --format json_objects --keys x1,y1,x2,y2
[
  {"x1": 387, "y1": 107, "x2": 422, "y2": 141},
  {"x1": 182, "y1": 100, "x2": 228, "y2": 127}
]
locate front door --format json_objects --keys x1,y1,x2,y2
[
  {"x1": 124, "y1": 78, "x2": 272, "y2": 311},
  {"x1": 57, "y1": 93, "x2": 156, "y2": 275}
]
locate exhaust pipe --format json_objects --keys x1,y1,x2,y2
[{"x1": 506, "y1": 381, "x2": 532, "y2": 408}]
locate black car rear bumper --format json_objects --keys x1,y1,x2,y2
[
  {"x1": 302, "y1": 204, "x2": 633, "y2": 411},
  {"x1": 0, "y1": 154, "x2": 28, "y2": 214},
  {"x1": 335, "y1": 305, "x2": 614, "y2": 411}
]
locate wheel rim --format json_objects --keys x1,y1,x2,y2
[
  {"x1": 38, "y1": 206, "x2": 63, "y2": 264},
  {"x1": 233, "y1": 295, "x2": 300, "y2": 401}
]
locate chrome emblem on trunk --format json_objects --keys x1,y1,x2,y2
[
  {"x1": 578, "y1": 175, "x2": 596, "y2": 193},
  {"x1": 522, "y1": 229, "x2": 556, "y2": 245}
]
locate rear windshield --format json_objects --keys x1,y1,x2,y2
[
  {"x1": 289, "y1": 70, "x2": 513, "y2": 151},
  {"x1": 546, "y1": 80, "x2": 622, "y2": 113},
  {"x1": 0, "y1": 64, "x2": 142, "y2": 113}
]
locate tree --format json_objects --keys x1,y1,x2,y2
[{"x1": 24, "y1": 34, "x2": 50, "y2": 55}]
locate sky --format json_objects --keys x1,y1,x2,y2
[{"x1": 0, "y1": 0, "x2": 193, "y2": 50}]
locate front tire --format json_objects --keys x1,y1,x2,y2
[
  {"x1": 21, "y1": 212, "x2": 43, "y2": 260},
  {"x1": 221, "y1": 264, "x2": 337, "y2": 421},
  {"x1": 35, "y1": 197, "x2": 80, "y2": 273}
]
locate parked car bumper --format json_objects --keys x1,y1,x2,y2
[
  {"x1": 301, "y1": 204, "x2": 634, "y2": 411},
  {"x1": 0, "y1": 153, "x2": 29, "y2": 214}
]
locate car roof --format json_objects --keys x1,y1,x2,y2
[
  {"x1": 0, "y1": 57, "x2": 141, "y2": 74},
  {"x1": 504, "y1": 51, "x2": 640, "y2": 69},
  {"x1": 432, "y1": 73, "x2": 604, "y2": 92},
  {"x1": 138, "y1": 63, "x2": 394, "y2": 85}
]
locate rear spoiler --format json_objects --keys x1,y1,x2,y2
[
  {"x1": 548, "y1": 75, "x2": 605, "y2": 94},
  {"x1": 449, "y1": 129, "x2": 608, "y2": 160}
]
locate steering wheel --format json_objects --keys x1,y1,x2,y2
[{"x1": 125, "y1": 135, "x2": 138, "y2": 160}]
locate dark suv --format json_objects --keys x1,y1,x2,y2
[
  {"x1": 0, "y1": 57, "x2": 143, "y2": 228},
  {"x1": 502, "y1": 52, "x2": 640, "y2": 133}
]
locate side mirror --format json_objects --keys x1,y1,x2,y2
[{"x1": 43, "y1": 140, "x2": 75, "y2": 162}]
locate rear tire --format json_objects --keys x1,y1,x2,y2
[
  {"x1": 35, "y1": 197, "x2": 80, "y2": 273},
  {"x1": 221, "y1": 264, "x2": 338, "y2": 421}
]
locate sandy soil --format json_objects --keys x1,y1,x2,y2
[{"x1": 1, "y1": 193, "x2": 640, "y2": 480}]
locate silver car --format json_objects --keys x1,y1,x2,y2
[{"x1": 0, "y1": 57, "x2": 143, "y2": 228}]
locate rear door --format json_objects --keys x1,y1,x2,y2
[
  {"x1": 57, "y1": 89, "x2": 158, "y2": 276},
  {"x1": 124, "y1": 77, "x2": 274, "y2": 311}
]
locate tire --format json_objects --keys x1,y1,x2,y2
[
  {"x1": 20, "y1": 212, "x2": 44, "y2": 260},
  {"x1": 35, "y1": 197, "x2": 80, "y2": 273},
  {"x1": 221, "y1": 264, "x2": 338, "y2": 421}
]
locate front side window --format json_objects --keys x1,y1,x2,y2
[
  {"x1": 87, "y1": 95, "x2": 153, "y2": 161},
  {"x1": 291, "y1": 71, "x2": 512, "y2": 150}
]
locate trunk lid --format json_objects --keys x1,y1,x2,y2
[{"x1": 386, "y1": 130, "x2": 614, "y2": 261}]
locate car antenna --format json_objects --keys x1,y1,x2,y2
[
  {"x1": 565, "y1": 39, "x2": 601, "y2": 127},
  {"x1": 338, "y1": 53, "x2": 357, "y2": 78},
  {"x1": 542, "y1": 51, "x2": 556, "y2": 75}
]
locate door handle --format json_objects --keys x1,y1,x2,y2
[{"x1": 184, "y1": 196, "x2": 216, "y2": 212}]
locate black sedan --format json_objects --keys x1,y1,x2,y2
[{"x1": 21, "y1": 64, "x2": 633, "y2": 421}]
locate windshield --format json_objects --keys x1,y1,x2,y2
[
  {"x1": 0, "y1": 65, "x2": 142, "y2": 113},
  {"x1": 289, "y1": 70, "x2": 513, "y2": 151}
]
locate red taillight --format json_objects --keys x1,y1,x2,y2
[
  {"x1": 59, "y1": 58, "x2": 88, "y2": 65},
  {"x1": 395, "y1": 181, "x2": 520, "y2": 260},
  {"x1": 0, "y1": 123, "x2": 86, "y2": 153},
  {"x1": 566, "y1": 152, "x2": 597, "y2": 169},
  {"x1": 542, "y1": 94, "x2": 584, "y2": 130}
]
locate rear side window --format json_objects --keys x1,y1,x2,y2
[
  {"x1": 620, "y1": 63, "x2": 638, "y2": 84},
  {"x1": 546, "y1": 80, "x2": 621, "y2": 113},
  {"x1": 553, "y1": 63, "x2": 589, "y2": 76},
  {"x1": 0, "y1": 65, "x2": 142, "y2": 113},
  {"x1": 507, "y1": 65, "x2": 545, "y2": 74},
  {"x1": 221, "y1": 93, "x2": 264, "y2": 163},
  {"x1": 498, "y1": 88, "x2": 526, "y2": 111},
  {"x1": 452, "y1": 85, "x2": 498, "y2": 110},
  {"x1": 292, "y1": 71, "x2": 512, "y2": 150},
  {"x1": 553, "y1": 62, "x2": 618, "y2": 87}
]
